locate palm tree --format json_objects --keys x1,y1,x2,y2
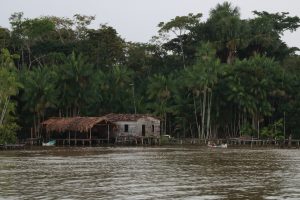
[
  {"x1": 56, "y1": 52, "x2": 98, "y2": 116},
  {"x1": 147, "y1": 74, "x2": 176, "y2": 134},
  {"x1": 204, "y1": 2, "x2": 250, "y2": 64},
  {"x1": 182, "y1": 43, "x2": 221, "y2": 139},
  {"x1": 0, "y1": 49, "x2": 21, "y2": 143},
  {"x1": 221, "y1": 55, "x2": 278, "y2": 138},
  {"x1": 107, "y1": 65, "x2": 134, "y2": 113},
  {"x1": 21, "y1": 66, "x2": 57, "y2": 137}
]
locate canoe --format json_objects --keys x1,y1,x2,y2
[
  {"x1": 42, "y1": 140, "x2": 56, "y2": 146},
  {"x1": 208, "y1": 143, "x2": 228, "y2": 148}
]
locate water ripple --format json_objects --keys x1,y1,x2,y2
[{"x1": 0, "y1": 147, "x2": 299, "y2": 199}]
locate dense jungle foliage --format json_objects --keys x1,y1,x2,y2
[{"x1": 1, "y1": 2, "x2": 300, "y2": 143}]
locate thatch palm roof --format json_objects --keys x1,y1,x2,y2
[
  {"x1": 104, "y1": 113, "x2": 160, "y2": 122},
  {"x1": 41, "y1": 117, "x2": 113, "y2": 133},
  {"x1": 41, "y1": 114, "x2": 160, "y2": 133}
]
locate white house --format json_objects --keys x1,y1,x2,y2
[{"x1": 104, "y1": 113, "x2": 161, "y2": 138}]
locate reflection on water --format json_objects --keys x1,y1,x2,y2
[{"x1": 0, "y1": 147, "x2": 299, "y2": 200}]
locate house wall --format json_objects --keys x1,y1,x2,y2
[
  {"x1": 137, "y1": 117, "x2": 160, "y2": 137},
  {"x1": 114, "y1": 117, "x2": 160, "y2": 137}
]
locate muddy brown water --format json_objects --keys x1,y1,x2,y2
[{"x1": 0, "y1": 147, "x2": 299, "y2": 200}]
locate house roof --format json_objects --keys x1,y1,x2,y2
[
  {"x1": 103, "y1": 113, "x2": 160, "y2": 122},
  {"x1": 41, "y1": 114, "x2": 160, "y2": 133},
  {"x1": 41, "y1": 117, "x2": 113, "y2": 133}
]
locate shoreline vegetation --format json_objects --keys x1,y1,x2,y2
[{"x1": 1, "y1": 2, "x2": 300, "y2": 146}]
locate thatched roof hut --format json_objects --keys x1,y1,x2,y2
[
  {"x1": 41, "y1": 117, "x2": 114, "y2": 133},
  {"x1": 40, "y1": 114, "x2": 161, "y2": 145}
]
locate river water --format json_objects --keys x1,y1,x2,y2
[{"x1": 0, "y1": 147, "x2": 299, "y2": 200}]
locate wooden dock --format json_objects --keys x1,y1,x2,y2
[
  {"x1": 19, "y1": 135, "x2": 300, "y2": 148},
  {"x1": 164, "y1": 138, "x2": 300, "y2": 148},
  {"x1": 0, "y1": 144, "x2": 26, "y2": 150},
  {"x1": 55, "y1": 139, "x2": 110, "y2": 146},
  {"x1": 115, "y1": 136, "x2": 160, "y2": 145}
]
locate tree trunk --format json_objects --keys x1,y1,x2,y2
[
  {"x1": 27, "y1": 44, "x2": 32, "y2": 69},
  {"x1": 33, "y1": 114, "x2": 37, "y2": 138},
  {"x1": 180, "y1": 41, "x2": 185, "y2": 69},
  {"x1": 164, "y1": 112, "x2": 167, "y2": 135},
  {"x1": 183, "y1": 120, "x2": 186, "y2": 138},
  {"x1": 206, "y1": 91, "x2": 212, "y2": 139},
  {"x1": 0, "y1": 97, "x2": 9, "y2": 125},
  {"x1": 189, "y1": 123, "x2": 193, "y2": 138},
  {"x1": 37, "y1": 114, "x2": 41, "y2": 138},
  {"x1": 193, "y1": 94, "x2": 200, "y2": 140},
  {"x1": 179, "y1": 39, "x2": 186, "y2": 69},
  {"x1": 201, "y1": 88, "x2": 207, "y2": 139},
  {"x1": 57, "y1": 30, "x2": 65, "y2": 45},
  {"x1": 257, "y1": 118, "x2": 260, "y2": 139}
]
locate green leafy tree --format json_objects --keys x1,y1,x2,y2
[
  {"x1": 219, "y1": 55, "x2": 282, "y2": 138},
  {"x1": 20, "y1": 66, "x2": 57, "y2": 137},
  {"x1": 0, "y1": 27, "x2": 11, "y2": 50},
  {"x1": 158, "y1": 13, "x2": 202, "y2": 68},
  {"x1": 182, "y1": 43, "x2": 221, "y2": 139},
  {"x1": 245, "y1": 11, "x2": 300, "y2": 61},
  {"x1": 100, "y1": 65, "x2": 134, "y2": 113},
  {"x1": 147, "y1": 74, "x2": 176, "y2": 134},
  {"x1": 55, "y1": 52, "x2": 99, "y2": 116},
  {"x1": 0, "y1": 49, "x2": 21, "y2": 143},
  {"x1": 82, "y1": 25, "x2": 126, "y2": 69},
  {"x1": 9, "y1": 13, "x2": 56, "y2": 68},
  {"x1": 197, "y1": 2, "x2": 250, "y2": 64}
]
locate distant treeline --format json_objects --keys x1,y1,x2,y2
[{"x1": 0, "y1": 2, "x2": 300, "y2": 143}]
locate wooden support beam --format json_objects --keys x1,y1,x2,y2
[
  {"x1": 108, "y1": 124, "x2": 110, "y2": 144},
  {"x1": 68, "y1": 131, "x2": 70, "y2": 146},
  {"x1": 89, "y1": 128, "x2": 92, "y2": 146}
]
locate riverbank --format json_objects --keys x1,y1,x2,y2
[
  {"x1": 164, "y1": 138, "x2": 300, "y2": 149},
  {"x1": 1, "y1": 140, "x2": 299, "y2": 151}
]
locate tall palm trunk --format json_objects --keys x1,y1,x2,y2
[
  {"x1": 179, "y1": 38, "x2": 186, "y2": 69},
  {"x1": 201, "y1": 88, "x2": 207, "y2": 139},
  {"x1": 164, "y1": 112, "x2": 167, "y2": 134},
  {"x1": 193, "y1": 94, "x2": 201, "y2": 140},
  {"x1": 37, "y1": 114, "x2": 41, "y2": 138},
  {"x1": 33, "y1": 114, "x2": 37, "y2": 138},
  {"x1": 206, "y1": 91, "x2": 212, "y2": 139}
]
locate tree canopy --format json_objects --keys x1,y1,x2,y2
[{"x1": 0, "y1": 2, "x2": 300, "y2": 143}]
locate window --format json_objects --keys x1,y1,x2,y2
[
  {"x1": 152, "y1": 125, "x2": 154, "y2": 132},
  {"x1": 124, "y1": 124, "x2": 128, "y2": 132}
]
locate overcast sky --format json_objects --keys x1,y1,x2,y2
[{"x1": 0, "y1": 0, "x2": 299, "y2": 51}]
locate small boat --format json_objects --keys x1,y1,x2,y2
[
  {"x1": 208, "y1": 142, "x2": 228, "y2": 148},
  {"x1": 42, "y1": 140, "x2": 56, "y2": 146}
]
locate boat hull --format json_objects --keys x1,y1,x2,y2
[{"x1": 42, "y1": 140, "x2": 56, "y2": 146}]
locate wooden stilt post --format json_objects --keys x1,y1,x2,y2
[
  {"x1": 89, "y1": 128, "x2": 92, "y2": 146},
  {"x1": 68, "y1": 131, "x2": 70, "y2": 146},
  {"x1": 30, "y1": 128, "x2": 33, "y2": 145},
  {"x1": 108, "y1": 124, "x2": 110, "y2": 144}
]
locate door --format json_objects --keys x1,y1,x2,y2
[{"x1": 142, "y1": 125, "x2": 145, "y2": 136}]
